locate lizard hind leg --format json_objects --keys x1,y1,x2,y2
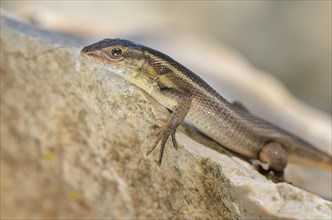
[{"x1": 259, "y1": 141, "x2": 288, "y2": 172}]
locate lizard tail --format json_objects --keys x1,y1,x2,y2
[
  {"x1": 287, "y1": 152, "x2": 332, "y2": 171},
  {"x1": 283, "y1": 136, "x2": 332, "y2": 171},
  {"x1": 272, "y1": 131, "x2": 332, "y2": 171}
]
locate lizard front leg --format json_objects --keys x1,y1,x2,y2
[{"x1": 146, "y1": 89, "x2": 192, "y2": 166}]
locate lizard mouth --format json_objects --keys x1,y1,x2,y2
[{"x1": 81, "y1": 48, "x2": 103, "y2": 61}]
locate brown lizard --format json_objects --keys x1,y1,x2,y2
[{"x1": 81, "y1": 38, "x2": 332, "y2": 178}]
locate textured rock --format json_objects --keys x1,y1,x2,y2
[{"x1": 1, "y1": 11, "x2": 331, "y2": 219}]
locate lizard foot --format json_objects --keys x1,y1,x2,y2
[
  {"x1": 146, "y1": 118, "x2": 167, "y2": 138},
  {"x1": 146, "y1": 125, "x2": 178, "y2": 166},
  {"x1": 255, "y1": 165, "x2": 289, "y2": 183}
]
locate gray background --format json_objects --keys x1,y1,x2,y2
[{"x1": 2, "y1": 1, "x2": 331, "y2": 114}]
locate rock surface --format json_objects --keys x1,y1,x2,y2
[{"x1": 1, "y1": 11, "x2": 331, "y2": 219}]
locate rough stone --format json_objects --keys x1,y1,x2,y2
[{"x1": 1, "y1": 11, "x2": 331, "y2": 219}]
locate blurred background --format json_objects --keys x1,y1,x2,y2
[{"x1": 2, "y1": 1, "x2": 331, "y2": 114}]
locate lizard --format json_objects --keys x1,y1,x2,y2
[{"x1": 80, "y1": 38, "x2": 332, "y2": 177}]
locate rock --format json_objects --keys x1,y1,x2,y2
[{"x1": 1, "y1": 10, "x2": 331, "y2": 219}]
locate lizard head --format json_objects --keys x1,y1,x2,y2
[{"x1": 81, "y1": 38, "x2": 145, "y2": 76}]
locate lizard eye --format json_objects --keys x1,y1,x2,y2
[{"x1": 111, "y1": 48, "x2": 122, "y2": 58}]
